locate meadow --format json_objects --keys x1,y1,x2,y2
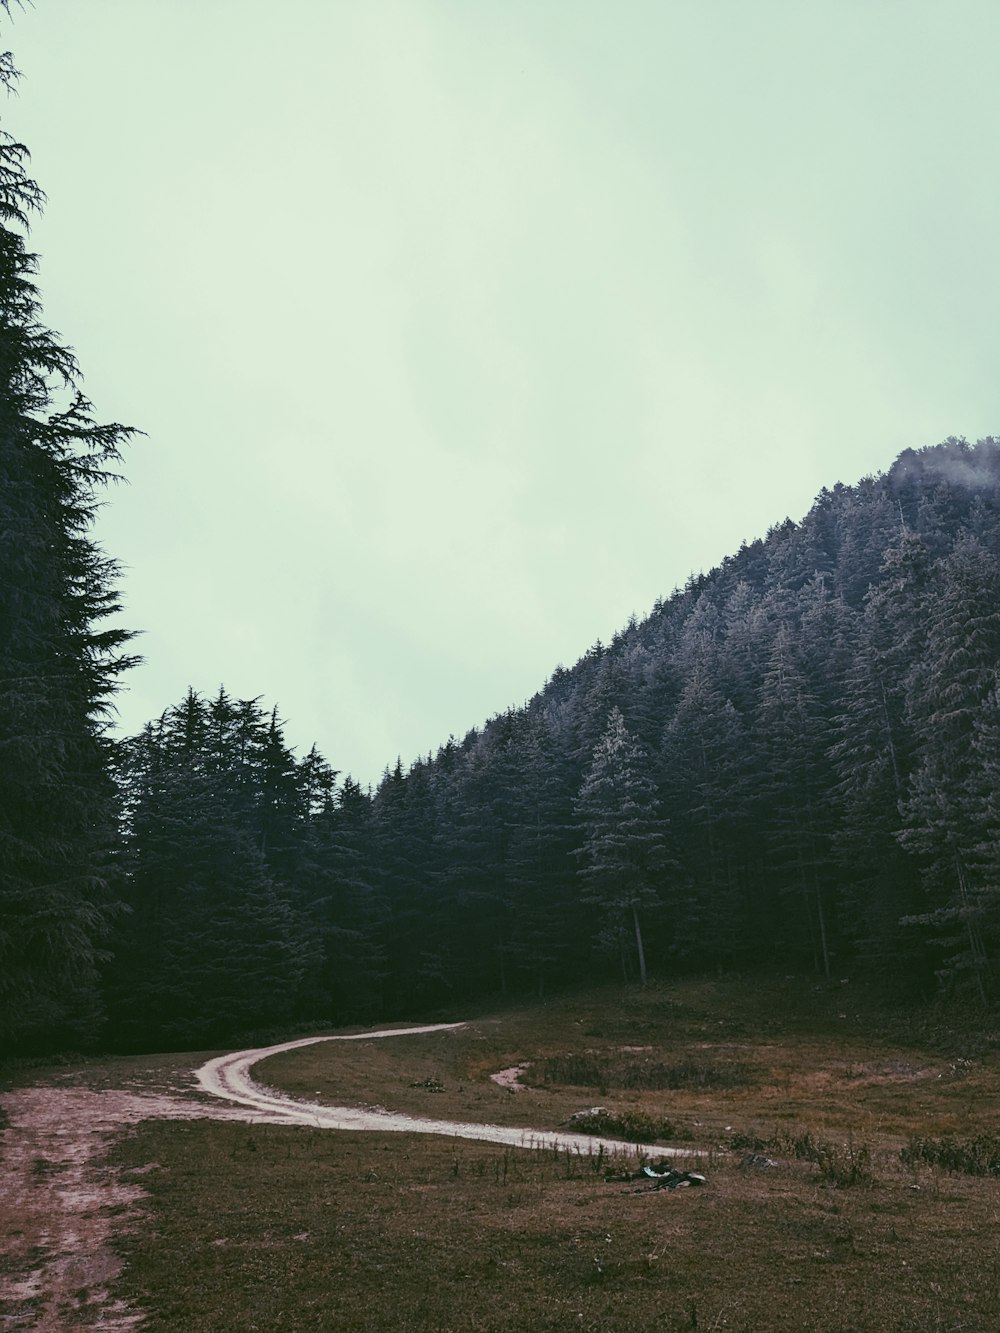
[{"x1": 71, "y1": 979, "x2": 1000, "y2": 1327}]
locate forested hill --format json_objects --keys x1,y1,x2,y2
[
  {"x1": 2, "y1": 20, "x2": 998, "y2": 1056},
  {"x1": 95, "y1": 436, "x2": 1000, "y2": 1050}
]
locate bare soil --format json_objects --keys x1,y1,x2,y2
[
  {"x1": 489, "y1": 1063, "x2": 530, "y2": 1091},
  {"x1": 0, "y1": 1086, "x2": 213, "y2": 1330}
]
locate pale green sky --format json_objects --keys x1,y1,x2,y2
[{"x1": 6, "y1": 1, "x2": 1000, "y2": 785}]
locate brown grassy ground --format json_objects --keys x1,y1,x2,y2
[
  {"x1": 100, "y1": 976, "x2": 1000, "y2": 1330},
  {"x1": 257, "y1": 975, "x2": 1000, "y2": 1147},
  {"x1": 107, "y1": 1118, "x2": 1000, "y2": 1331}
]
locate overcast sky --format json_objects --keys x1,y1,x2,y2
[{"x1": 6, "y1": 1, "x2": 1000, "y2": 787}]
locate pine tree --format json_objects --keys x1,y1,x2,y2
[
  {"x1": 0, "y1": 51, "x2": 136, "y2": 1048},
  {"x1": 574, "y1": 708, "x2": 666, "y2": 985},
  {"x1": 899, "y1": 537, "x2": 1000, "y2": 1000},
  {"x1": 963, "y1": 686, "x2": 1000, "y2": 971},
  {"x1": 374, "y1": 758, "x2": 447, "y2": 1010},
  {"x1": 296, "y1": 761, "x2": 386, "y2": 1022},
  {"x1": 107, "y1": 692, "x2": 315, "y2": 1046},
  {"x1": 754, "y1": 625, "x2": 836, "y2": 976},
  {"x1": 826, "y1": 540, "x2": 935, "y2": 981},
  {"x1": 502, "y1": 712, "x2": 583, "y2": 996},
  {"x1": 432, "y1": 724, "x2": 516, "y2": 997},
  {"x1": 659, "y1": 670, "x2": 748, "y2": 968},
  {"x1": 828, "y1": 630, "x2": 922, "y2": 978}
]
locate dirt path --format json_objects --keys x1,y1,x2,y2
[
  {"x1": 0, "y1": 1085, "x2": 222, "y2": 1331},
  {"x1": 0, "y1": 1023, "x2": 681, "y2": 1329},
  {"x1": 195, "y1": 1025, "x2": 685, "y2": 1158}
]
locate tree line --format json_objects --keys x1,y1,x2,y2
[
  {"x1": 19, "y1": 432, "x2": 1000, "y2": 1052},
  {"x1": 102, "y1": 441, "x2": 1000, "y2": 1047},
  {"x1": 4, "y1": 41, "x2": 1000, "y2": 1051}
]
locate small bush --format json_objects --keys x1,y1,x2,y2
[
  {"x1": 901, "y1": 1133, "x2": 1000, "y2": 1177},
  {"x1": 565, "y1": 1107, "x2": 678, "y2": 1143},
  {"x1": 811, "y1": 1139, "x2": 874, "y2": 1188}
]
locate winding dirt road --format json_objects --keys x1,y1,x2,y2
[
  {"x1": 195, "y1": 1023, "x2": 685, "y2": 1158},
  {"x1": 1, "y1": 1021, "x2": 682, "y2": 1329}
]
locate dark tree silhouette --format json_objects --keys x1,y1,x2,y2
[
  {"x1": 0, "y1": 51, "x2": 136, "y2": 1049},
  {"x1": 574, "y1": 707, "x2": 667, "y2": 985}
]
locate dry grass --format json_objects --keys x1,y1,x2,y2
[
  {"x1": 55, "y1": 977, "x2": 1000, "y2": 1328},
  {"x1": 256, "y1": 976, "x2": 1000, "y2": 1150},
  {"x1": 108, "y1": 1118, "x2": 1000, "y2": 1331},
  {"x1": 526, "y1": 1051, "x2": 756, "y2": 1093}
]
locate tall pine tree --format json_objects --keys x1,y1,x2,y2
[
  {"x1": 0, "y1": 50, "x2": 136, "y2": 1049},
  {"x1": 574, "y1": 708, "x2": 666, "y2": 985},
  {"x1": 107, "y1": 692, "x2": 314, "y2": 1047},
  {"x1": 899, "y1": 537, "x2": 1000, "y2": 1000}
]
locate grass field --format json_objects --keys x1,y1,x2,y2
[{"x1": 86, "y1": 978, "x2": 1000, "y2": 1328}]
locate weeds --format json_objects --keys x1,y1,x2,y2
[
  {"x1": 530, "y1": 1052, "x2": 755, "y2": 1092},
  {"x1": 811, "y1": 1138, "x2": 875, "y2": 1188},
  {"x1": 460, "y1": 1142, "x2": 630, "y2": 1185},
  {"x1": 729, "y1": 1128, "x2": 876, "y2": 1187},
  {"x1": 901, "y1": 1132, "x2": 1000, "y2": 1177}
]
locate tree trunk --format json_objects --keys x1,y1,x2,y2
[
  {"x1": 632, "y1": 905, "x2": 648, "y2": 987},
  {"x1": 814, "y1": 882, "x2": 831, "y2": 979},
  {"x1": 956, "y1": 853, "x2": 990, "y2": 1006}
]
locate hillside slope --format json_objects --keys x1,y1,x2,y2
[
  {"x1": 367, "y1": 436, "x2": 1000, "y2": 1006},
  {"x1": 105, "y1": 436, "x2": 1000, "y2": 1048}
]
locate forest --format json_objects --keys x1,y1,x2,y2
[{"x1": 4, "y1": 51, "x2": 1000, "y2": 1055}]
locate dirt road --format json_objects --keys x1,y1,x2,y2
[{"x1": 195, "y1": 1024, "x2": 685, "y2": 1157}]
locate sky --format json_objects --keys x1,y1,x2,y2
[{"x1": 5, "y1": 1, "x2": 1000, "y2": 787}]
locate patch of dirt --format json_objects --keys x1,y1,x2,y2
[
  {"x1": 0, "y1": 1085, "x2": 286, "y2": 1331},
  {"x1": 0, "y1": 1087, "x2": 203, "y2": 1330},
  {"x1": 489, "y1": 1064, "x2": 530, "y2": 1092}
]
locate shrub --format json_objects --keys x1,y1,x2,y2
[
  {"x1": 901, "y1": 1133, "x2": 1000, "y2": 1177},
  {"x1": 564, "y1": 1107, "x2": 678, "y2": 1143}
]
